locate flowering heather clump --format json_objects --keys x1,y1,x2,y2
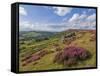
[
  {"x1": 54, "y1": 46, "x2": 91, "y2": 66},
  {"x1": 63, "y1": 58, "x2": 77, "y2": 66},
  {"x1": 21, "y1": 55, "x2": 32, "y2": 62},
  {"x1": 22, "y1": 55, "x2": 41, "y2": 66},
  {"x1": 35, "y1": 50, "x2": 48, "y2": 57},
  {"x1": 22, "y1": 50, "x2": 47, "y2": 66}
]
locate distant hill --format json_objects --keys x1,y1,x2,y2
[
  {"x1": 19, "y1": 29, "x2": 96, "y2": 41},
  {"x1": 19, "y1": 31, "x2": 57, "y2": 40}
]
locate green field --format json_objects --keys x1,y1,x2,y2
[{"x1": 19, "y1": 29, "x2": 96, "y2": 72}]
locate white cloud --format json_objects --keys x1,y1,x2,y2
[
  {"x1": 19, "y1": 7, "x2": 27, "y2": 16},
  {"x1": 53, "y1": 7, "x2": 72, "y2": 16},
  {"x1": 69, "y1": 13, "x2": 87, "y2": 22},
  {"x1": 88, "y1": 9, "x2": 94, "y2": 12},
  {"x1": 67, "y1": 13, "x2": 96, "y2": 30},
  {"x1": 69, "y1": 13, "x2": 79, "y2": 22},
  {"x1": 79, "y1": 13, "x2": 87, "y2": 19},
  {"x1": 19, "y1": 21, "x2": 33, "y2": 31},
  {"x1": 87, "y1": 13, "x2": 96, "y2": 21},
  {"x1": 20, "y1": 12, "x2": 96, "y2": 32},
  {"x1": 19, "y1": 21, "x2": 71, "y2": 32}
]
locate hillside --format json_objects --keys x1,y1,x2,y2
[
  {"x1": 19, "y1": 31, "x2": 57, "y2": 41},
  {"x1": 19, "y1": 29, "x2": 96, "y2": 71}
]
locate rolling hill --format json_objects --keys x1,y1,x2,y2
[{"x1": 19, "y1": 29, "x2": 96, "y2": 71}]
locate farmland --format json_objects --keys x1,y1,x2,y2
[{"x1": 19, "y1": 29, "x2": 96, "y2": 71}]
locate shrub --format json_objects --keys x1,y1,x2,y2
[
  {"x1": 54, "y1": 46, "x2": 91, "y2": 66},
  {"x1": 21, "y1": 50, "x2": 47, "y2": 66},
  {"x1": 30, "y1": 55, "x2": 40, "y2": 62},
  {"x1": 23, "y1": 55, "x2": 40, "y2": 66},
  {"x1": 35, "y1": 50, "x2": 48, "y2": 57},
  {"x1": 63, "y1": 58, "x2": 77, "y2": 66},
  {"x1": 56, "y1": 47, "x2": 62, "y2": 51},
  {"x1": 21, "y1": 55, "x2": 32, "y2": 62},
  {"x1": 33, "y1": 62, "x2": 38, "y2": 65},
  {"x1": 22, "y1": 63, "x2": 27, "y2": 66},
  {"x1": 53, "y1": 52, "x2": 63, "y2": 63}
]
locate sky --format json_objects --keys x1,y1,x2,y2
[{"x1": 19, "y1": 4, "x2": 96, "y2": 32}]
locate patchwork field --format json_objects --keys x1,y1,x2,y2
[{"x1": 19, "y1": 29, "x2": 96, "y2": 71}]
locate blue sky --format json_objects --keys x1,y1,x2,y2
[{"x1": 19, "y1": 4, "x2": 96, "y2": 32}]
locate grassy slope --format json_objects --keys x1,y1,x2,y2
[{"x1": 19, "y1": 30, "x2": 96, "y2": 71}]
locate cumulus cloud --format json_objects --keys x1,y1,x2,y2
[
  {"x1": 67, "y1": 13, "x2": 96, "y2": 30},
  {"x1": 19, "y1": 7, "x2": 96, "y2": 32},
  {"x1": 19, "y1": 21, "x2": 33, "y2": 31},
  {"x1": 69, "y1": 14, "x2": 79, "y2": 22},
  {"x1": 69, "y1": 13, "x2": 87, "y2": 22},
  {"x1": 20, "y1": 13, "x2": 96, "y2": 32},
  {"x1": 87, "y1": 13, "x2": 96, "y2": 21},
  {"x1": 88, "y1": 9, "x2": 94, "y2": 12},
  {"x1": 19, "y1": 7, "x2": 27, "y2": 16},
  {"x1": 53, "y1": 7, "x2": 73, "y2": 16},
  {"x1": 19, "y1": 21, "x2": 71, "y2": 32}
]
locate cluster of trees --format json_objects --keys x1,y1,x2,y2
[{"x1": 35, "y1": 37, "x2": 49, "y2": 42}]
